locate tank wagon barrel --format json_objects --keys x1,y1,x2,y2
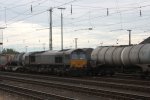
[
  {"x1": 91, "y1": 46, "x2": 125, "y2": 66},
  {"x1": 121, "y1": 44, "x2": 150, "y2": 73},
  {"x1": 91, "y1": 44, "x2": 150, "y2": 76}
]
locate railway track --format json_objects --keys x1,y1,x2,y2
[
  {"x1": 115, "y1": 73, "x2": 150, "y2": 79},
  {"x1": 0, "y1": 82, "x2": 74, "y2": 100},
  {"x1": 0, "y1": 71, "x2": 150, "y2": 87},
  {"x1": 0, "y1": 71, "x2": 150, "y2": 100}
]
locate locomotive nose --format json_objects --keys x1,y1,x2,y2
[{"x1": 71, "y1": 59, "x2": 87, "y2": 68}]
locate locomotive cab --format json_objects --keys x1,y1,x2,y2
[
  {"x1": 68, "y1": 49, "x2": 88, "y2": 76},
  {"x1": 70, "y1": 51, "x2": 87, "y2": 69}
]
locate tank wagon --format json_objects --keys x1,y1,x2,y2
[
  {"x1": 121, "y1": 44, "x2": 150, "y2": 75},
  {"x1": 0, "y1": 54, "x2": 13, "y2": 70},
  {"x1": 4, "y1": 53, "x2": 25, "y2": 71},
  {"x1": 91, "y1": 44, "x2": 150, "y2": 76}
]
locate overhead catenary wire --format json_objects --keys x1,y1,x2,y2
[
  {"x1": 3, "y1": 0, "x2": 79, "y2": 26},
  {"x1": 5, "y1": 7, "x2": 150, "y2": 35},
  {"x1": 6, "y1": 0, "x2": 49, "y2": 23},
  {"x1": 115, "y1": 0, "x2": 123, "y2": 30},
  {"x1": 0, "y1": 0, "x2": 44, "y2": 11},
  {"x1": 2, "y1": 0, "x2": 150, "y2": 51},
  {"x1": 63, "y1": 5, "x2": 149, "y2": 26},
  {"x1": 2, "y1": 0, "x2": 150, "y2": 27}
]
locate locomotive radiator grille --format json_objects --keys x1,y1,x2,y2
[{"x1": 70, "y1": 59, "x2": 87, "y2": 68}]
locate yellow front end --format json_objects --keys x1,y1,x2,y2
[{"x1": 70, "y1": 59, "x2": 87, "y2": 69}]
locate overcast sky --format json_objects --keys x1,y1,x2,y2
[{"x1": 0, "y1": 0, "x2": 149, "y2": 52}]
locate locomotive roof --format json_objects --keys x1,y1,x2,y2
[
  {"x1": 63, "y1": 48, "x2": 85, "y2": 54},
  {"x1": 82, "y1": 48, "x2": 93, "y2": 53},
  {"x1": 23, "y1": 52, "x2": 33, "y2": 56},
  {"x1": 40, "y1": 50, "x2": 62, "y2": 55},
  {"x1": 35, "y1": 49, "x2": 85, "y2": 56}
]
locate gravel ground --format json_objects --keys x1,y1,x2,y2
[
  {"x1": 1, "y1": 80, "x2": 110, "y2": 100},
  {"x1": 0, "y1": 90, "x2": 35, "y2": 100}
]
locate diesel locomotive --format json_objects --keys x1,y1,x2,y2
[{"x1": 4, "y1": 49, "x2": 91, "y2": 76}]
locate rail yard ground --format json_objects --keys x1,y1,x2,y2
[
  {"x1": 1, "y1": 0, "x2": 150, "y2": 99},
  {"x1": 0, "y1": 90, "x2": 34, "y2": 100},
  {"x1": 0, "y1": 71, "x2": 150, "y2": 100}
]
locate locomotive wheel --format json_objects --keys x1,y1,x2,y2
[
  {"x1": 68, "y1": 69, "x2": 85, "y2": 77},
  {"x1": 16, "y1": 68, "x2": 24, "y2": 72},
  {"x1": 109, "y1": 71, "x2": 115, "y2": 76},
  {"x1": 107, "y1": 69, "x2": 115, "y2": 76},
  {"x1": 99, "y1": 71, "x2": 106, "y2": 76},
  {"x1": 140, "y1": 71, "x2": 149, "y2": 79}
]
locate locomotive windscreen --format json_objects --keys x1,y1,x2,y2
[
  {"x1": 71, "y1": 52, "x2": 86, "y2": 59},
  {"x1": 79, "y1": 52, "x2": 86, "y2": 59}
]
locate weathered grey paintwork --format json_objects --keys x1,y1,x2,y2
[
  {"x1": 112, "y1": 47, "x2": 124, "y2": 66},
  {"x1": 91, "y1": 44, "x2": 150, "y2": 72},
  {"x1": 91, "y1": 46, "x2": 124, "y2": 66},
  {"x1": 121, "y1": 44, "x2": 150, "y2": 71},
  {"x1": 22, "y1": 49, "x2": 86, "y2": 66}
]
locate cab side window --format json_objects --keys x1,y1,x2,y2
[
  {"x1": 30, "y1": 56, "x2": 35, "y2": 62},
  {"x1": 55, "y1": 56, "x2": 62, "y2": 63}
]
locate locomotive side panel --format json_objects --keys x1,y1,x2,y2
[{"x1": 36, "y1": 54, "x2": 55, "y2": 65}]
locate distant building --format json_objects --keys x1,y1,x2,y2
[
  {"x1": 140, "y1": 37, "x2": 150, "y2": 44},
  {"x1": 0, "y1": 32, "x2": 2, "y2": 53}
]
